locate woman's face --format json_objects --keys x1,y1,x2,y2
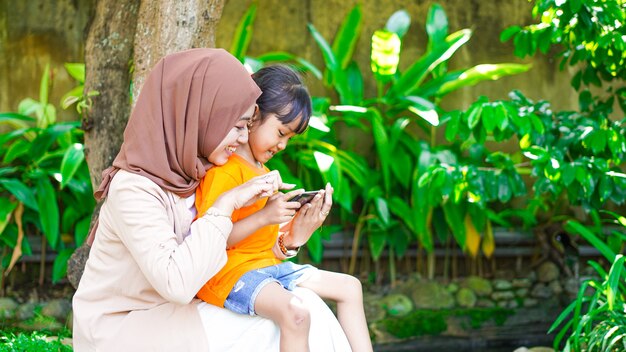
[{"x1": 207, "y1": 104, "x2": 256, "y2": 166}]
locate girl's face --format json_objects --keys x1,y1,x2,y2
[
  {"x1": 208, "y1": 104, "x2": 256, "y2": 166},
  {"x1": 248, "y1": 112, "x2": 301, "y2": 164}
]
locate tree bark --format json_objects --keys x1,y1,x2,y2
[
  {"x1": 82, "y1": 0, "x2": 140, "y2": 188},
  {"x1": 69, "y1": 0, "x2": 226, "y2": 288},
  {"x1": 132, "y1": 0, "x2": 225, "y2": 100}
]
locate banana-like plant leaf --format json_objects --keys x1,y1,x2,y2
[
  {"x1": 390, "y1": 29, "x2": 471, "y2": 98},
  {"x1": 230, "y1": 3, "x2": 257, "y2": 62},
  {"x1": 60, "y1": 143, "x2": 85, "y2": 189},
  {"x1": 436, "y1": 64, "x2": 532, "y2": 97},
  {"x1": 0, "y1": 179, "x2": 38, "y2": 211},
  {"x1": 370, "y1": 110, "x2": 391, "y2": 194},
  {"x1": 36, "y1": 176, "x2": 59, "y2": 248},
  {"x1": 0, "y1": 197, "x2": 17, "y2": 235},
  {"x1": 52, "y1": 248, "x2": 74, "y2": 284},
  {"x1": 332, "y1": 5, "x2": 362, "y2": 70},
  {"x1": 425, "y1": 4, "x2": 448, "y2": 49},
  {"x1": 307, "y1": 23, "x2": 338, "y2": 72}
]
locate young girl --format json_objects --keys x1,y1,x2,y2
[{"x1": 195, "y1": 65, "x2": 373, "y2": 352}]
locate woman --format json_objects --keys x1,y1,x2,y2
[{"x1": 72, "y1": 49, "x2": 350, "y2": 351}]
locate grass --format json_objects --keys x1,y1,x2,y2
[{"x1": 0, "y1": 329, "x2": 72, "y2": 352}]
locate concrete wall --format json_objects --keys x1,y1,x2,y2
[
  {"x1": 1, "y1": 0, "x2": 95, "y2": 120},
  {"x1": 0, "y1": 0, "x2": 578, "y2": 119},
  {"x1": 215, "y1": 0, "x2": 577, "y2": 112}
]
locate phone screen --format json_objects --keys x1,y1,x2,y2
[{"x1": 287, "y1": 191, "x2": 320, "y2": 205}]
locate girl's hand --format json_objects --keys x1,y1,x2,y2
[
  {"x1": 281, "y1": 183, "x2": 334, "y2": 248},
  {"x1": 212, "y1": 171, "x2": 293, "y2": 213},
  {"x1": 258, "y1": 189, "x2": 303, "y2": 226}
]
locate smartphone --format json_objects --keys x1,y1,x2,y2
[{"x1": 287, "y1": 191, "x2": 321, "y2": 205}]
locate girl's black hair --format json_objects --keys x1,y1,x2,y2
[{"x1": 252, "y1": 65, "x2": 312, "y2": 134}]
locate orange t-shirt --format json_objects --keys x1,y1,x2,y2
[{"x1": 195, "y1": 153, "x2": 280, "y2": 307}]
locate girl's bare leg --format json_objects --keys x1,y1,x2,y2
[
  {"x1": 298, "y1": 270, "x2": 373, "y2": 352},
  {"x1": 255, "y1": 282, "x2": 311, "y2": 352}
]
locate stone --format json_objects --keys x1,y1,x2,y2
[
  {"x1": 491, "y1": 291, "x2": 515, "y2": 301},
  {"x1": 456, "y1": 288, "x2": 477, "y2": 308},
  {"x1": 512, "y1": 278, "x2": 532, "y2": 288},
  {"x1": 380, "y1": 293, "x2": 413, "y2": 317},
  {"x1": 363, "y1": 293, "x2": 386, "y2": 322},
  {"x1": 523, "y1": 298, "x2": 539, "y2": 307},
  {"x1": 411, "y1": 281, "x2": 455, "y2": 309},
  {"x1": 514, "y1": 348, "x2": 555, "y2": 352},
  {"x1": 476, "y1": 299, "x2": 495, "y2": 308},
  {"x1": 17, "y1": 315, "x2": 63, "y2": 331},
  {"x1": 515, "y1": 288, "x2": 529, "y2": 297},
  {"x1": 461, "y1": 276, "x2": 493, "y2": 297},
  {"x1": 548, "y1": 281, "x2": 563, "y2": 295},
  {"x1": 531, "y1": 283, "x2": 553, "y2": 299},
  {"x1": 446, "y1": 282, "x2": 459, "y2": 293},
  {"x1": 0, "y1": 297, "x2": 18, "y2": 319},
  {"x1": 15, "y1": 302, "x2": 39, "y2": 321},
  {"x1": 493, "y1": 279, "x2": 513, "y2": 291},
  {"x1": 506, "y1": 300, "x2": 520, "y2": 309},
  {"x1": 41, "y1": 299, "x2": 72, "y2": 320},
  {"x1": 536, "y1": 261, "x2": 560, "y2": 283}
]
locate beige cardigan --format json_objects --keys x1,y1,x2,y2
[{"x1": 72, "y1": 170, "x2": 233, "y2": 351}]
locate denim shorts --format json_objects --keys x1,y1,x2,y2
[{"x1": 224, "y1": 261, "x2": 316, "y2": 316}]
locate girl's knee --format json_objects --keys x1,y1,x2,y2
[{"x1": 282, "y1": 297, "x2": 311, "y2": 331}]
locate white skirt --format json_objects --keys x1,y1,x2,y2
[{"x1": 197, "y1": 287, "x2": 352, "y2": 351}]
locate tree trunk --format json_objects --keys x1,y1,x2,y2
[
  {"x1": 132, "y1": 0, "x2": 225, "y2": 100},
  {"x1": 82, "y1": 0, "x2": 140, "y2": 189},
  {"x1": 69, "y1": 0, "x2": 226, "y2": 288}
]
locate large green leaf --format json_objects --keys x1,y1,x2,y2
[
  {"x1": 332, "y1": 5, "x2": 362, "y2": 70},
  {"x1": 390, "y1": 29, "x2": 471, "y2": 98},
  {"x1": 442, "y1": 202, "x2": 466, "y2": 249},
  {"x1": 60, "y1": 143, "x2": 85, "y2": 189},
  {"x1": 370, "y1": 110, "x2": 391, "y2": 194},
  {"x1": 52, "y1": 248, "x2": 74, "y2": 284},
  {"x1": 3, "y1": 139, "x2": 30, "y2": 163},
  {"x1": 435, "y1": 64, "x2": 531, "y2": 97},
  {"x1": 64, "y1": 63, "x2": 85, "y2": 83},
  {"x1": 308, "y1": 24, "x2": 338, "y2": 72},
  {"x1": 230, "y1": 3, "x2": 257, "y2": 62},
  {"x1": 606, "y1": 254, "x2": 625, "y2": 311},
  {"x1": 403, "y1": 96, "x2": 439, "y2": 126},
  {"x1": 28, "y1": 122, "x2": 78, "y2": 162},
  {"x1": 0, "y1": 179, "x2": 38, "y2": 211},
  {"x1": 36, "y1": 176, "x2": 59, "y2": 248},
  {"x1": 425, "y1": 4, "x2": 448, "y2": 49},
  {"x1": 256, "y1": 52, "x2": 322, "y2": 80}
]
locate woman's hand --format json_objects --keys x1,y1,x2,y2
[
  {"x1": 257, "y1": 189, "x2": 303, "y2": 227},
  {"x1": 212, "y1": 171, "x2": 295, "y2": 214},
  {"x1": 281, "y1": 183, "x2": 334, "y2": 248}
]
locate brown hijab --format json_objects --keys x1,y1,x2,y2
[{"x1": 88, "y1": 48, "x2": 261, "y2": 244}]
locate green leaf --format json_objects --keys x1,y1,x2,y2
[
  {"x1": 385, "y1": 9, "x2": 411, "y2": 38},
  {"x1": 75, "y1": 216, "x2": 91, "y2": 247},
  {"x1": 443, "y1": 202, "x2": 466, "y2": 249},
  {"x1": 425, "y1": 4, "x2": 448, "y2": 49},
  {"x1": 0, "y1": 179, "x2": 38, "y2": 211},
  {"x1": 308, "y1": 23, "x2": 338, "y2": 73},
  {"x1": 306, "y1": 229, "x2": 323, "y2": 263},
  {"x1": 403, "y1": 96, "x2": 439, "y2": 126},
  {"x1": 332, "y1": 5, "x2": 362, "y2": 70},
  {"x1": 436, "y1": 64, "x2": 531, "y2": 97},
  {"x1": 64, "y1": 63, "x2": 85, "y2": 83},
  {"x1": 370, "y1": 110, "x2": 391, "y2": 194},
  {"x1": 52, "y1": 248, "x2": 74, "y2": 284},
  {"x1": 606, "y1": 255, "x2": 625, "y2": 311},
  {"x1": 368, "y1": 230, "x2": 386, "y2": 261},
  {"x1": 230, "y1": 3, "x2": 257, "y2": 62},
  {"x1": 0, "y1": 197, "x2": 18, "y2": 235},
  {"x1": 28, "y1": 122, "x2": 78, "y2": 162},
  {"x1": 500, "y1": 25, "x2": 521, "y2": 42},
  {"x1": 3, "y1": 139, "x2": 30, "y2": 163},
  {"x1": 375, "y1": 197, "x2": 390, "y2": 226},
  {"x1": 60, "y1": 143, "x2": 85, "y2": 189},
  {"x1": 390, "y1": 29, "x2": 472, "y2": 98},
  {"x1": 36, "y1": 176, "x2": 59, "y2": 248}
]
